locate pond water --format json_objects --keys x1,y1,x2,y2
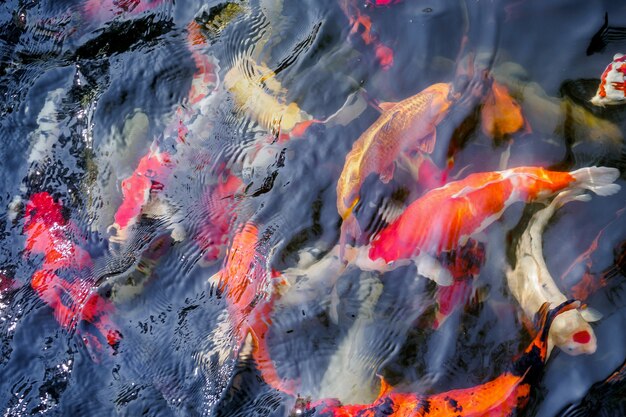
[{"x1": 1, "y1": 0, "x2": 625, "y2": 416}]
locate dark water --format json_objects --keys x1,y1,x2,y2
[{"x1": 1, "y1": 0, "x2": 626, "y2": 416}]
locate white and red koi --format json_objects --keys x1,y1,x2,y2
[
  {"x1": 365, "y1": 167, "x2": 620, "y2": 284},
  {"x1": 591, "y1": 53, "x2": 626, "y2": 106},
  {"x1": 24, "y1": 192, "x2": 122, "y2": 354},
  {"x1": 506, "y1": 191, "x2": 598, "y2": 356}
]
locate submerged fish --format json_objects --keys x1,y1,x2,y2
[
  {"x1": 337, "y1": 82, "x2": 453, "y2": 251},
  {"x1": 591, "y1": 53, "x2": 626, "y2": 107},
  {"x1": 337, "y1": 0, "x2": 394, "y2": 70},
  {"x1": 296, "y1": 300, "x2": 580, "y2": 417},
  {"x1": 23, "y1": 192, "x2": 122, "y2": 355},
  {"x1": 506, "y1": 191, "x2": 598, "y2": 356},
  {"x1": 224, "y1": 57, "x2": 314, "y2": 137},
  {"x1": 364, "y1": 166, "x2": 620, "y2": 285},
  {"x1": 210, "y1": 222, "x2": 293, "y2": 393},
  {"x1": 480, "y1": 80, "x2": 526, "y2": 140}
]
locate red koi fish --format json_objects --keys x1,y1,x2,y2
[
  {"x1": 591, "y1": 53, "x2": 626, "y2": 106},
  {"x1": 366, "y1": 167, "x2": 620, "y2": 284},
  {"x1": 110, "y1": 148, "x2": 174, "y2": 241},
  {"x1": 213, "y1": 222, "x2": 293, "y2": 393},
  {"x1": 297, "y1": 300, "x2": 579, "y2": 417},
  {"x1": 338, "y1": 0, "x2": 394, "y2": 70},
  {"x1": 24, "y1": 192, "x2": 122, "y2": 354}
]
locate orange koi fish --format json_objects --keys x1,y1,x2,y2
[
  {"x1": 24, "y1": 192, "x2": 122, "y2": 354},
  {"x1": 337, "y1": 83, "x2": 453, "y2": 252},
  {"x1": 367, "y1": 167, "x2": 620, "y2": 283},
  {"x1": 337, "y1": 0, "x2": 394, "y2": 70},
  {"x1": 591, "y1": 53, "x2": 626, "y2": 106},
  {"x1": 211, "y1": 222, "x2": 293, "y2": 393},
  {"x1": 296, "y1": 300, "x2": 580, "y2": 417},
  {"x1": 480, "y1": 80, "x2": 526, "y2": 139}
]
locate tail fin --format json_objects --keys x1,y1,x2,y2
[{"x1": 571, "y1": 166, "x2": 621, "y2": 196}]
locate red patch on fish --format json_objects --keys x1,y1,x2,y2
[{"x1": 573, "y1": 330, "x2": 591, "y2": 344}]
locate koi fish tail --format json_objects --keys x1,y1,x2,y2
[
  {"x1": 570, "y1": 166, "x2": 621, "y2": 196},
  {"x1": 248, "y1": 308, "x2": 298, "y2": 395}
]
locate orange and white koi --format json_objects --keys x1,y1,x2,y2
[
  {"x1": 24, "y1": 192, "x2": 122, "y2": 354},
  {"x1": 296, "y1": 300, "x2": 580, "y2": 417},
  {"x1": 210, "y1": 222, "x2": 293, "y2": 393},
  {"x1": 506, "y1": 191, "x2": 599, "y2": 356},
  {"x1": 591, "y1": 53, "x2": 626, "y2": 106},
  {"x1": 337, "y1": 83, "x2": 453, "y2": 252},
  {"x1": 366, "y1": 167, "x2": 620, "y2": 284}
]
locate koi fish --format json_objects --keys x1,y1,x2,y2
[
  {"x1": 210, "y1": 222, "x2": 293, "y2": 393},
  {"x1": 367, "y1": 0, "x2": 403, "y2": 6},
  {"x1": 365, "y1": 166, "x2": 620, "y2": 285},
  {"x1": 480, "y1": 80, "x2": 526, "y2": 139},
  {"x1": 296, "y1": 300, "x2": 580, "y2": 417},
  {"x1": 108, "y1": 147, "x2": 175, "y2": 242},
  {"x1": 338, "y1": 0, "x2": 394, "y2": 69},
  {"x1": 337, "y1": 83, "x2": 453, "y2": 252},
  {"x1": 557, "y1": 358, "x2": 626, "y2": 417},
  {"x1": 24, "y1": 192, "x2": 122, "y2": 353},
  {"x1": 591, "y1": 53, "x2": 626, "y2": 107},
  {"x1": 195, "y1": 171, "x2": 243, "y2": 264},
  {"x1": 83, "y1": 0, "x2": 168, "y2": 23},
  {"x1": 224, "y1": 57, "x2": 314, "y2": 138},
  {"x1": 506, "y1": 191, "x2": 598, "y2": 356}
]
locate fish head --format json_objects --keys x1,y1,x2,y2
[{"x1": 549, "y1": 310, "x2": 597, "y2": 356}]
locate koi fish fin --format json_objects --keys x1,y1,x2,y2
[
  {"x1": 587, "y1": 12, "x2": 626, "y2": 55},
  {"x1": 378, "y1": 101, "x2": 397, "y2": 112},
  {"x1": 323, "y1": 89, "x2": 369, "y2": 127},
  {"x1": 570, "y1": 166, "x2": 620, "y2": 196},
  {"x1": 375, "y1": 374, "x2": 393, "y2": 399},
  {"x1": 379, "y1": 163, "x2": 395, "y2": 184},
  {"x1": 579, "y1": 305, "x2": 603, "y2": 322},
  {"x1": 414, "y1": 252, "x2": 453, "y2": 286}
]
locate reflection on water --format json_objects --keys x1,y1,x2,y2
[{"x1": 0, "y1": 0, "x2": 625, "y2": 415}]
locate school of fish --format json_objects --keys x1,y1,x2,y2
[{"x1": 2, "y1": 1, "x2": 626, "y2": 416}]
